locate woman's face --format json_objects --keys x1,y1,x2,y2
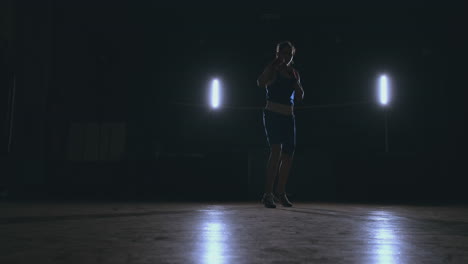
[{"x1": 277, "y1": 46, "x2": 294, "y2": 65}]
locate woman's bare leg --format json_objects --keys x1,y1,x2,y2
[
  {"x1": 276, "y1": 152, "x2": 294, "y2": 194},
  {"x1": 264, "y1": 144, "x2": 282, "y2": 193}
]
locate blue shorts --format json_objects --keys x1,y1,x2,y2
[{"x1": 263, "y1": 109, "x2": 296, "y2": 154}]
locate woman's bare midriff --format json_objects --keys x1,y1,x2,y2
[{"x1": 265, "y1": 101, "x2": 293, "y2": 116}]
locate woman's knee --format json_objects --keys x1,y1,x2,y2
[{"x1": 280, "y1": 153, "x2": 294, "y2": 163}]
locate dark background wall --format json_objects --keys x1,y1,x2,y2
[{"x1": 2, "y1": 1, "x2": 467, "y2": 202}]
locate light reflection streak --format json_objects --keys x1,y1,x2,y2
[
  {"x1": 200, "y1": 210, "x2": 227, "y2": 264},
  {"x1": 370, "y1": 211, "x2": 400, "y2": 264}
]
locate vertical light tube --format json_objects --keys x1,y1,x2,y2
[
  {"x1": 211, "y1": 79, "x2": 220, "y2": 109},
  {"x1": 379, "y1": 75, "x2": 389, "y2": 106}
]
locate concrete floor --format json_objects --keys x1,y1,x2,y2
[{"x1": 1, "y1": 202, "x2": 468, "y2": 264}]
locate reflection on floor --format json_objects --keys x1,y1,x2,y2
[{"x1": 1, "y1": 202, "x2": 468, "y2": 263}]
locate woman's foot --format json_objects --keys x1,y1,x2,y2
[
  {"x1": 274, "y1": 192, "x2": 293, "y2": 207},
  {"x1": 261, "y1": 193, "x2": 276, "y2": 208}
]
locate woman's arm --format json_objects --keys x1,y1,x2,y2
[
  {"x1": 292, "y1": 69, "x2": 304, "y2": 101},
  {"x1": 257, "y1": 58, "x2": 282, "y2": 88}
]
